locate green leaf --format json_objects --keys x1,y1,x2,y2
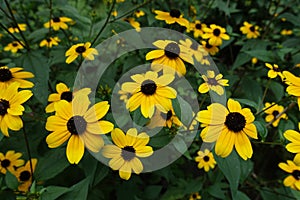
[
  {"x1": 279, "y1": 13, "x2": 300, "y2": 26},
  {"x1": 234, "y1": 98, "x2": 258, "y2": 110},
  {"x1": 173, "y1": 137, "x2": 188, "y2": 155},
  {"x1": 40, "y1": 186, "x2": 70, "y2": 200},
  {"x1": 58, "y1": 178, "x2": 89, "y2": 200},
  {"x1": 239, "y1": 159, "x2": 253, "y2": 183},
  {"x1": 207, "y1": 182, "x2": 226, "y2": 199},
  {"x1": 254, "y1": 121, "x2": 268, "y2": 140},
  {"x1": 269, "y1": 81, "x2": 285, "y2": 101},
  {"x1": 5, "y1": 171, "x2": 18, "y2": 190},
  {"x1": 244, "y1": 50, "x2": 274, "y2": 62},
  {"x1": 236, "y1": 191, "x2": 251, "y2": 200},
  {"x1": 240, "y1": 78, "x2": 263, "y2": 103},
  {"x1": 232, "y1": 52, "x2": 252, "y2": 70},
  {"x1": 143, "y1": 185, "x2": 163, "y2": 200}
]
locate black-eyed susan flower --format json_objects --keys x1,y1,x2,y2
[
  {"x1": 14, "y1": 159, "x2": 37, "y2": 192},
  {"x1": 8, "y1": 23, "x2": 26, "y2": 33},
  {"x1": 4, "y1": 41, "x2": 24, "y2": 53},
  {"x1": 196, "y1": 99, "x2": 257, "y2": 160},
  {"x1": 202, "y1": 24, "x2": 230, "y2": 46},
  {"x1": 189, "y1": 192, "x2": 201, "y2": 200},
  {"x1": 201, "y1": 41, "x2": 219, "y2": 56},
  {"x1": 154, "y1": 9, "x2": 189, "y2": 28},
  {"x1": 283, "y1": 71, "x2": 300, "y2": 109},
  {"x1": 102, "y1": 128, "x2": 153, "y2": 180},
  {"x1": 112, "y1": 10, "x2": 118, "y2": 17},
  {"x1": 279, "y1": 155, "x2": 300, "y2": 191},
  {"x1": 281, "y1": 29, "x2": 293, "y2": 35},
  {"x1": 65, "y1": 42, "x2": 98, "y2": 64},
  {"x1": 252, "y1": 57, "x2": 258, "y2": 64},
  {"x1": 39, "y1": 37, "x2": 61, "y2": 48},
  {"x1": 264, "y1": 102, "x2": 287, "y2": 127},
  {"x1": 0, "y1": 66, "x2": 34, "y2": 90},
  {"x1": 121, "y1": 71, "x2": 177, "y2": 118},
  {"x1": 240, "y1": 21, "x2": 260, "y2": 39},
  {"x1": 179, "y1": 39, "x2": 208, "y2": 63},
  {"x1": 123, "y1": 17, "x2": 141, "y2": 32},
  {"x1": 195, "y1": 149, "x2": 216, "y2": 172},
  {"x1": 44, "y1": 16, "x2": 73, "y2": 31},
  {"x1": 134, "y1": 10, "x2": 145, "y2": 18},
  {"x1": 198, "y1": 70, "x2": 229, "y2": 95},
  {"x1": 45, "y1": 95, "x2": 114, "y2": 164},
  {"x1": 0, "y1": 151, "x2": 24, "y2": 174},
  {"x1": 147, "y1": 105, "x2": 182, "y2": 128},
  {"x1": 0, "y1": 82, "x2": 32, "y2": 136},
  {"x1": 189, "y1": 20, "x2": 207, "y2": 38},
  {"x1": 145, "y1": 40, "x2": 193, "y2": 76},
  {"x1": 284, "y1": 123, "x2": 300, "y2": 154},
  {"x1": 265, "y1": 63, "x2": 283, "y2": 79},
  {"x1": 45, "y1": 82, "x2": 91, "y2": 113}
]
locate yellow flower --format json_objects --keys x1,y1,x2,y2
[
  {"x1": 240, "y1": 21, "x2": 260, "y2": 39},
  {"x1": 0, "y1": 82, "x2": 33, "y2": 136},
  {"x1": 112, "y1": 10, "x2": 118, "y2": 17},
  {"x1": 45, "y1": 95, "x2": 114, "y2": 164},
  {"x1": 189, "y1": 192, "x2": 202, "y2": 200},
  {"x1": 0, "y1": 66, "x2": 34, "y2": 90},
  {"x1": 265, "y1": 63, "x2": 283, "y2": 79},
  {"x1": 65, "y1": 42, "x2": 98, "y2": 64},
  {"x1": 189, "y1": 20, "x2": 207, "y2": 38},
  {"x1": 198, "y1": 70, "x2": 229, "y2": 95},
  {"x1": 147, "y1": 105, "x2": 182, "y2": 128},
  {"x1": 134, "y1": 10, "x2": 145, "y2": 18},
  {"x1": 39, "y1": 37, "x2": 61, "y2": 48},
  {"x1": 121, "y1": 71, "x2": 177, "y2": 118},
  {"x1": 123, "y1": 17, "x2": 141, "y2": 32},
  {"x1": 145, "y1": 40, "x2": 193, "y2": 76},
  {"x1": 8, "y1": 23, "x2": 27, "y2": 33},
  {"x1": 179, "y1": 39, "x2": 208, "y2": 64},
  {"x1": 102, "y1": 128, "x2": 153, "y2": 180},
  {"x1": 195, "y1": 149, "x2": 216, "y2": 172},
  {"x1": 251, "y1": 57, "x2": 258, "y2": 64},
  {"x1": 202, "y1": 24, "x2": 230, "y2": 46},
  {"x1": 4, "y1": 41, "x2": 24, "y2": 53},
  {"x1": 281, "y1": 29, "x2": 293, "y2": 35},
  {"x1": 45, "y1": 82, "x2": 91, "y2": 113},
  {"x1": 264, "y1": 102, "x2": 287, "y2": 127},
  {"x1": 44, "y1": 16, "x2": 73, "y2": 31},
  {"x1": 0, "y1": 150, "x2": 24, "y2": 174},
  {"x1": 284, "y1": 123, "x2": 300, "y2": 154},
  {"x1": 201, "y1": 41, "x2": 219, "y2": 56},
  {"x1": 14, "y1": 159, "x2": 37, "y2": 192},
  {"x1": 154, "y1": 9, "x2": 189, "y2": 28},
  {"x1": 279, "y1": 154, "x2": 300, "y2": 191},
  {"x1": 196, "y1": 99, "x2": 257, "y2": 160},
  {"x1": 283, "y1": 71, "x2": 300, "y2": 109}
]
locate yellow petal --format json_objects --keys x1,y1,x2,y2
[
  {"x1": 102, "y1": 145, "x2": 122, "y2": 158},
  {"x1": 227, "y1": 99, "x2": 242, "y2": 112},
  {"x1": 111, "y1": 128, "x2": 126, "y2": 148},
  {"x1": 235, "y1": 133, "x2": 253, "y2": 160},
  {"x1": 215, "y1": 129, "x2": 235, "y2": 158},
  {"x1": 66, "y1": 135, "x2": 85, "y2": 164},
  {"x1": 145, "y1": 50, "x2": 165, "y2": 60},
  {"x1": 46, "y1": 129, "x2": 71, "y2": 148},
  {"x1": 84, "y1": 101, "x2": 109, "y2": 122}
]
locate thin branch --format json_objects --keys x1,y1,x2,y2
[{"x1": 0, "y1": 22, "x2": 27, "y2": 49}]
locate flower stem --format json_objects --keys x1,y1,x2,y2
[
  {"x1": 256, "y1": 79, "x2": 271, "y2": 115},
  {"x1": 0, "y1": 22, "x2": 27, "y2": 49},
  {"x1": 21, "y1": 117, "x2": 34, "y2": 180}
]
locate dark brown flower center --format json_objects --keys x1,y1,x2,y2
[
  {"x1": 53, "y1": 17, "x2": 61, "y2": 22},
  {"x1": 0, "y1": 68, "x2": 13, "y2": 82},
  {"x1": 75, "y1": 46, "x2": 86, "y2": 54},
  {"x1": 170, "y1": 9, "x2": 181, "y2": 18},
  {"x1": 195, "y1": 23, "x2": 202, "y2": 30},
  {"x1": 249, "y1": 26, "x2": 255, "y2": 32},
  {"x1": 205, "y1": 42, "x2": 212, "y2": 49},
  {"x1": 141, "y1": 80, "x2": 157, "y2": 95},
  {"x1": 46, "y1": 38, "x2": 52, "y2": 42},
  {"x1": 12, "y1": 42, "x2": 18, "y2": 47},
  {"x1": 207, "y1": 78, "x2": 218, "y2": 86},
  {"x1": 192, "y1": 194, "x2": 198, "y2": 198},
  {"x1": 19, "y1": 170, "x2": 31, "y2": 182},
  {"x1": 292, "y1": 170, "x2": 300, "y2": 180},
  {"x1": 225, "y1": 112, "x2": 246, "y2": 132},
  {"x1": 190, "y1": 42, "x2": 198, "y2": 50},
  {"x1": 160, "y1": 110, "x2": 173, "y2": 120},
  {"x1": 213, "y1": 28, "x2": 221, "y2": 36},
  {"x1": 203, "y1": 155, "x2": 210, "y2": 162},
  {"x1": 0, "y1": 99, "x2": 9, "y2": 116},
  {"x1": 60, "y1": 91, "x2": 73, "y2": 102},
  {"x1": 67, "y1": 116, "x2": 87, "y2": 135},
  {"x1": 164, "y1": 42, "x2": 180, "y2": 58},
  {"x1": 273, "y1": 66, "x2": 281, "y2": 72},
  {"x1": 121, "y1": 146, "x2": 136, "y2": 161},
  {"x1": 272, "y1": 110, "x2": 279, "y2": 117},
  {"x1": 1, "y1": 159, "x2": 10, "y2": 168}
]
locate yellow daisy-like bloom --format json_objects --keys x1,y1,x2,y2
[
  {"x1": 121, "y1": 71, "x2": 177, "y2": 118},
  {"x1": 240, "y1": 21, "x2": 260, "y2": 39},
  {"x1": 0, "y1": 66, "x2": 34, "y2": 90},
  {"x1": 39, "y1": 37, "x2": 61, "y2": 48},
  {"x1": 179, "y1": 39, "x2": 208, "y2": 64},
  {"x1": 45, "y1": 82, "x2": 91, "y2": 113},
  {"x1": 265, "y1": 63, "x2": 283, "y2": 79},
  {"x1": 102, "y1": 128, "x2": 153, "y2": 180},
  {"x1": 198, "y1": 70, "x2": 229, "y2": 95},
  {"x1": 202, "y1": 24, "x2": 230, "y2": 46},
  {"x1": 154, "y1": 9, "x2": 189, "y2": 28},
  {"x1": 147, "y1": 105, "x2": 182, "y2": 128},
  {"x1": 65, "y1": 42, "x2": 98, "y2": 64},
  {"x1": 189, "y1": 20, "x2": 207, "y2": 38},
  {"x1": 118, "y1": 89, "x2": 130, "y2": 103},
  {"x1": 252, "y1": 57, "x2": 258, "y2": 64},
  {"x1": 0, "y1": 151, "x2": 24, "y2": 174},
  {"x1": 14, "y1": 159, "x2": 37, "y2": 192},
  {"x1": 196, "y1": 99, "x2": 258, "y2": 160},
  {"x1": 201, "y1": 41, "x2": 219, "y2": 56},
  {"x1": 189, "y1": 192, "x2": 202, "y2": 200},
  {"x1": 123, "y1": 17, "x2": 141, "y2": 32},
  {"x1": 281, "y1": 29, "x2": 293, "y2": 35},
  {"x1": 8, "y1": 23, "x2": 27, "y2": 33},
  {"x1": 44, "y1": 16, "x2": 73, "y2": 31},
  {"x1": 134, "y1": 10, "x2": 145, "y2": 18},
  {"x1": 0, "y1": 82, "x2": 33, "y2": 136},
  {"x1": 145, "y1": 40, "x2": 193, "y2": 76},
  {"x1": 284, "y1": 123, "x2": 300, "y2": 154},
  {"x1": 4, "y1": 41, "x2": 24, "y2": 53},
  {"x1": 45, "y1": 95, "x2": 114, "y2": 164},
  {"x1": 195, "y1": 149, "x2": 216, "y2": 172},
  {"x1": 283, "y1": 71, "x2": 300, "y2": 109},
  {"x1": 279, "y1": 154, "x2": 300, "y2": 191},
  {"x1": 264, "y1": 102, "x2": 287, "y2": 127}
]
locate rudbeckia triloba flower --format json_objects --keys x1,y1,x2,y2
[
  {"x1": 198, "y1": 70, "x2": 229, "y2": 95},
  {"x1": 14, "y1": 159, "x2": 37, "y2": 192},
  {"x1": 195, "y1": 149, "x2": 216, "y2": 172},
  {"x1": 264, "y1": 102, "x2": 287, "y2": 127},
  {"x1": 0, "y1": 66, "x2": 34, "y2": 90},
  {"x1": 4, "y1": 41, "x2": 24, "y2": 53},
  {"x1": 179, "y1": 39, "x2": 208, "y2": 64},
  {"x1": 45, "y1": 95, "x2": 114, "y2": 164},
  {"x1": 284, "y1": 123, "x2": 300, "y2": 154},
  {"x1": 202, "y1": 24, "x2": 230, "y2": 46},
  {"x1": 145, "y1": 40, "x2": 193, "y2": 76},
  {"x1": 154, "y1": 9, "x2": 189, "y2": 28},
  {"x1": 8, "y1": 23, "x2": 26, "y2": 33},
  {"x1": 147, "y1": 105, "x2": 182, "y2": 128},
  {"x1": 0, "y1": 151, "x2": 24, "y2": 174},
  {"x1": 196, "y1": 99, "x2": 257, "y2": 160},
  {"x1": 201, "y1": 41, "x2": 219, "y2": 56},
  {"x1": 281, "y1": 29, "x2": 293, "y2": 35},
  {"x1": 121, "y1": 71, "x2": 177, "y2": 118},
  {"x1": 65, "y1": 42, "x2": 98, "y2": 64},
  {"x1": 265, "y1": 63, "x2": 283, "y2": 79},
  {"x1": 102, "y1": 128, "x2": 153, "y2": 180},
  {"x1": 123, "y1": 17, "x2": 141, "y2": 32},
  {"x1": 189, "y1": 20, "x2": 207, "y2": 38},
  {"x1": 283, "y1": 71, "x2": 300, "y2": 109},
  {"x1": 134, "y1": 10, "x2": 145, "y2": 18},
  {"x1": 240, "y1": 21, "x2": 260, "y2": 39},
  {"x1": 39, "y1": 37, "x2": 61, "y2": 48},
  {"x1": 44, "y1": 16, "x2": 73, "y2": 31},
  {"x1": 0, "y1": 82, "x2": 33, "y2": 136},
  {"x1": 45, "y1": 82, "x2": 91, "y2": 113},
  {"x1": 278, "y1": 154, "x2": 300, "y2": 191},
  {"x1": 252, "y1": 57, "x2": 258, "y2": 64},
  {"x1": 189, "y1": 192, "x2": 202, "y2": 200}
]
